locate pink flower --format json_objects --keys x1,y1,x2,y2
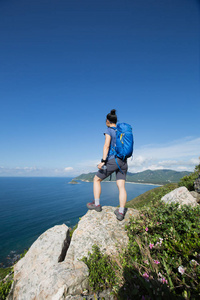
[
  {"x1": 142, "y1": 272, "x2": 149, "y2": 281},
  {"x1": 144, "y1": 260, "x2": 149, "y2": 265},
  {"x1": 149, "y1": 243, "x2": 154, "y2": 249},
  {"x1": 156, "y1": 222, "x2": 159, "y2": 225},
  {"x1": 161, "y1": 277, "x2": 168, "y2": 284},
  {"x1": 158, "y1": 273, "x2": 168, "y2": 284},
  {"x1": 145, "y1": 227, "x2": 148, "y2": 232},
  {"x1": 154, "y1": 260, "x2": 160, "y2": 264},
  {"x1": 141, "y1": 214, "x2": 144, "y2": 217}
]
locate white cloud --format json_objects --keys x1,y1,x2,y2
[
  {"x1": 128, "y1": 137, "x2": 200, "y2": 173},
  {"x1": 64, "y1": 167, "x2": 74, "y2": 172}
]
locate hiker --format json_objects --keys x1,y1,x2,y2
[{"x1": 87, "y1": 109, "x2": 129, "y2": 221}]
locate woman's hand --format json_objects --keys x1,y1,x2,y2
[{"x1": 98, "y1": 162, "x2": 105, "y2": 169}]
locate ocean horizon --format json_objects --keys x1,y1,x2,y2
[{"x1": 0, "y1": 177, "x2": 159, "y2": 267}]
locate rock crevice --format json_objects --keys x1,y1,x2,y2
[{"x1": 58, "y1": 230, "x2": 71, "y2": 262}]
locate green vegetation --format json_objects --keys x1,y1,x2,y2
[
  {"x1": 0, "y1": 268, "x2": 12, "y2": 281},
  {"x1": 125, "y1": 183, "x2": 178, "y2": 209},
  {"x1": 69, "y1": 179, "x2": 79, "y2": 184},
  {"x1": 69, "y1": 223, "x2": 78, "y2": 238},
  {"x1": 0, "y1": 268, "x2": 13, "y2": 300},
  {"x1": 178, "y1": 163, "x2": 200, "y2": 191},
  {"x1": 82, "y1": 245, "x2": 116, "y2": 292},
  {"x1": 20, "y1": 249, "x2": 28, "y2": 259},
  {"x1": 82, "y1": 165, "x2": 200, "y2": 299},
  {"x1": 119, "y1": 202, "x2": 200, "y2": 299}
]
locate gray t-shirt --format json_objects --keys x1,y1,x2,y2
[{"x1": 104, "y1": 127, "x2": 116, "y2": 161}]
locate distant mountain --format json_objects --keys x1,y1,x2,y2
[{"x1": 74, "y1": 169, "x2": 191, "y2": 185}]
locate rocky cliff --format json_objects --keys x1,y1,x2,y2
[
  {"x1": 10, "y1": 187, "x2": 199, "y2": 300},
  {"x1": 11, "y1": 206, "x2": 139, "y2": 300}
]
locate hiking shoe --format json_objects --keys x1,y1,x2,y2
[
  {"x1": 114, "y1": 209, "x2": 125, "y2": 221},
  {"x1": 87, "y1": 201, "x2": 102, "y2": 212}
]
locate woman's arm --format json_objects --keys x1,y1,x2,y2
[{"x1": 98, "y1": 134, "x2": 111, "y2": 169}]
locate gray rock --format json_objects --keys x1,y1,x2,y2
[
  {"x1": 190, "y1": 191, "x2": 200, "y2": 203},
  {"x1": 65, "y1": 288, "x2": 114, "y2": 299},
  {"x1": 13, "y1": 224, "x2": 88, "y2": 300},
  {"x1": 194, "y1": 174, "x2": 200, "y2": 193},
  {"x1": 66, "y1": 206, "x2": 139, "y2": 262},
  {"x1": 161, "y1": 186, "x2": 197, "y2": 207}
]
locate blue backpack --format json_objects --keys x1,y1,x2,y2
[{"x1": 111, "y1": 123, "x2": 134, "y2": 173}]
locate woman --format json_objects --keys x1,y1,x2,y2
[{"x1": 87, "y1": 109, "x2": 128, "y2": 221}]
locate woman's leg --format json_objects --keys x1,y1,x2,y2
[
  {"x1": 116, "y1": 179, "x2": 127, "y2": 208},
  {"x1": 93, "y1": 175, "x2": 102, "y2": 200}
]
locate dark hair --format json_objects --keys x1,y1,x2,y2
[{"x1": 106, "y1": 109, "x2": 117, "y2": 124}]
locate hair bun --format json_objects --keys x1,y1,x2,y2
[{"x1": 110, "y1": 109, "x2": 116, "y2": 115}]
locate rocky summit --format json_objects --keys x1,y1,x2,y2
[{"x1": 11, "y1": 206, "x2": 139, "y2": 300}]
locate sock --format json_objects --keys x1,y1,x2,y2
[
  {"x1": 119, "y1": 207, "x2": 124, "y2": 214},
  {"x1": 94, "y1": 199, "x2": 100, "y2": 206}
]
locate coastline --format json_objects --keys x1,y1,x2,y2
[
  {"x1": 126, "y1": 181, "x2": 163, "y2": 186},
  {"x1": 78, "y1": 179, "x2": 162, "y2": 186}
]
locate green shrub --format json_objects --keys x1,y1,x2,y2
[
  {"x1": 0, "y1": 280, "x2": 13, "y2": 300},
  {"x1": 81, "y1": 245, "x2": 117, "y2": 292},
  {"x1": 120, "y1": 201, "x2": 200, "y2": 299},
  {"x1": 178, "y1": 163, "x2": 200, "y2": 191},
  {"x1": 0, "y1": 268, "x2": 12, "y2": 281},
  {"x1": 0, "y1": 267, "x2": 13, "y2": 300}
]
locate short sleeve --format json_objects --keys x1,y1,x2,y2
[{"x1": 104, "y1": 128, "x2": 112, "y2": 136}]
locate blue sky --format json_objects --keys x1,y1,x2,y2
[{"x1": 0, "y1": 0, "x2": 199, "y2": 177}]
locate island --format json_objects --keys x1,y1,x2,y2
[{"x1": 68, "y1": 180, "x2": 79, "y2": 184}]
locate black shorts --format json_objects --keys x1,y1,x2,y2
[{"x1": 96, "y1": 158, "x2": 128, "y2": 181}]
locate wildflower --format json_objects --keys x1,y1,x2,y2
[
  {"x1": 142, "y1": 272, "x2": 149, "y2": 281},
  {"x1": 145, "y1": 227, "x2": 148, "y2": 232},
  {"x1": 161, "y1": 277, "x2": 168, "y2": 284},
  {"x1": 141, "y1": 214, "x2": 144, "y2": 217},
  {"x1": 154, "y1": 260, "x2": 160, "y2": 264},
  {"x1": 144, "y1": 260, "x2": 149, "y2": 265},
  {"x1": 155, "y1": 238, "x2": 163, "y2": 248},
  {"x1": 156, "y1": 222, "x2": 160, "y2": 225},
  {"x1": 149, "y1": 243, "x2": 154, "y2": 249},
  {"x1": 158, "y1": 273, "x2": 168, "y2": 284},
  {"x1": 178, "y1": 266, "x2": 185, "y2": 275},
  {"x1": 190, "y1": 259, "x2": 199, "y2": 267}
]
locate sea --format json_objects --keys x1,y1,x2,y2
[{"x1": 0, "y1": 177, "x2": 159, "y2": 267}]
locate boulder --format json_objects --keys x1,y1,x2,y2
[
  {"x1": 161, "y1": 186, "x2": 197, "y2": 207},
  {"x1": 13, "y1": 224, "x2": 88, "y2": 300},
  {"x1": 66, "y1": 206, "x2": 139, "y2": 262},
  {"x1": 194, "y1": 174, "x2": 200, "y2": 193},
  {"x1": 190, "y1": 191, "x2": 200, "y2": 203}
]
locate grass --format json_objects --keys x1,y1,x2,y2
[{"x1": 126, "y1": 183, "x2": 178, "y2": 209}]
